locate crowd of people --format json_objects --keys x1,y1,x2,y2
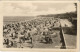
[{"x1": 3, "y1": 17, "x2": 61, "y2": 48}]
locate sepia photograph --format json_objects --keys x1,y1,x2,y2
[{"x1": 0, "y1": 1, "x2": 79, "y2": 51}]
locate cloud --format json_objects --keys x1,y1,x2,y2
[
  {"x1": 3, "y1": 3, "x2": 37, "y2": 15},
  {"x1": 30, "y1": 3, "x2": 76, "y2": 15},
  {"x1": 3, "y1": 2, "x2": 76, "y2": 16}
]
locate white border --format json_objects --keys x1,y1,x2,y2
[{"x1": 0, "y1": 1, "x2": 79, "y2": 52}]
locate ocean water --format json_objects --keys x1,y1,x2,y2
[{"x1": 3, "y1": 16, "x2": 36, "y2": 24}]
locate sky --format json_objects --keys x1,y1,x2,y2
[{"x1": 3, "y1": 2, "x2": 76, "y2": 16}]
